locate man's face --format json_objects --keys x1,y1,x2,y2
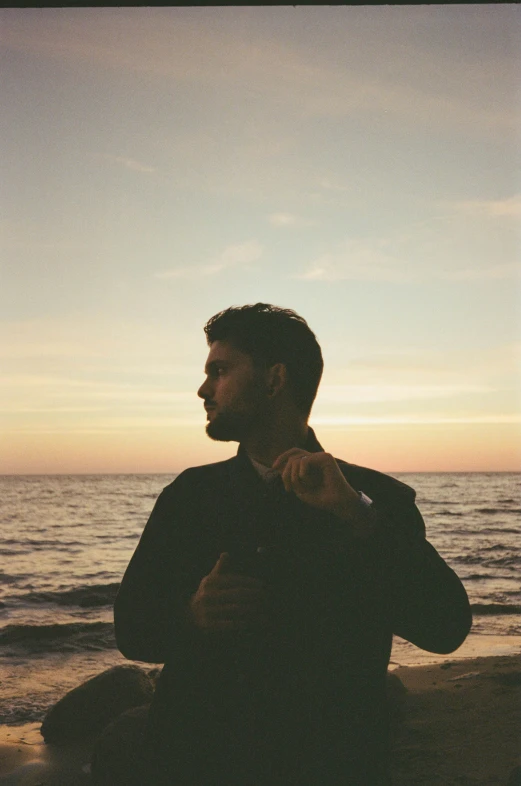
[{"x1": 197, "y1": 340, "x2": 269, "y2": 442}]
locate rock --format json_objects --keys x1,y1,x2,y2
[
  {"x1": 147, "y1": 666, "x2": 162, "y2": 689},
  {"x1": 41, "y1": 665, "x2": 155, "y2": 743},
  {"x1": 91, "y1": 704, "x2": 150, "y2": 786},
  {"x1": 386, "y1": 671, "x2": 408, "y2": 721},
  {"x1": 508, "y1": 765, "x2": 521, "y2": 785}
]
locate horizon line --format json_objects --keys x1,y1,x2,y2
[{"x1": 1, "y1": 469, "x2": 519, "y2": 477}]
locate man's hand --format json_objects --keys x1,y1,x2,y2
[
  {"x1": 189, "y1": 552, "x2": 267, "y2": 633},
  {"x1": 272, "y1": 449, "x2": 371, "y2": 530}
]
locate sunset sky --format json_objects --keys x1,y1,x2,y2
[{"x1": 1, "y1": 5, "x2": 520, "y2": 474}]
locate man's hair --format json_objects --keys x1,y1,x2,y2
[{"x1": 204, "y1": 303, "x2": 323, "y2": 417}]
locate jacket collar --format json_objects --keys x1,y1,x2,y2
[
  {"x1": 235, "y1": 425, "x2": 324, "y2": 469},
  {"x1": 224, "y1": 426, "x2": 323, "y2": 510}
]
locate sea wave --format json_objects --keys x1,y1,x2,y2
[
  {"x1": 0, "y1": 572, "x2": 22, "y2": 584},
  {"x1": 479, "y1": 528, "x2": 519, "y2": 535},
  {"x1": 1, "y1": 538, "x2": 87, "y2": 547},
  {"x1": 455, "y1": 555, "x2": 486, "y2": 565},
  {"x1": 475, "y1": 507, "x2": 521, "y2": 515},
  {"x1": 0, "y1": 621, "x2": 116, "y2": 654},
  {"x1": 435, "y1": 510, "x2": 463, "y2": 516},
  {"x1": 455, "y1": 553, "x2": 520, "y2": 567},
  {"x1": 484, "y1": 555, "x2": 520, "y2": 567},
  {"x1": 10, "y1": 583, "x2": 121, "y2": 608},
  {"x1": 480, "y1": 544, "x2": 511, "y2": 552},
  {"x1": 465, "y1": 572, "x2": 504, "y2": 581},
  {"x1": 0, "y1": 549, "x2": 30, "y2": 556}
]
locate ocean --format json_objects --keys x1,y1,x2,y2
[{"x1": 1, "y1": 472, "x2": 520, "y2": 726}]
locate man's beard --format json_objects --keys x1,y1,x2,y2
[{"x1": 205, "y1": 408, "x2": 258, "y2": 443}]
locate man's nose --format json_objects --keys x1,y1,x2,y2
[{"x1": 197, "y1": 378, "x2": 212, "y2": 400}]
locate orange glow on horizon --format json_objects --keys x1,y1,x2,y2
[{"x1": 2, "y1": 422, "x2": 519, "y2": 475}]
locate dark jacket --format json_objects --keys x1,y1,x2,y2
[{"x1": 114, "y1": 430, "x2": 471, "y2": 785}]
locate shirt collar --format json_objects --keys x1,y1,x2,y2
[
  {"x1": 248, "y1": 456, "x2": 280, "y2": 483},
  {"x1": 238, "y1": 426, "x2": 324, "y2": 483}
]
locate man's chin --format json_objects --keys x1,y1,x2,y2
[
  {"x1": 206, "y1": 423, "x2": 234, "y2": 442},
  {"x1": 205, "y1": 421, "x2": 239, "y2": 442},
  {"x1": 204, "y1": 409, "x2": 258, "y2": 443}
]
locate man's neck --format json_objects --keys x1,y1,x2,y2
[{"x1": 242, "y1": 420, "x2": 309, "y2": 468}]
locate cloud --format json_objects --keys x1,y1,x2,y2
[
  {"x1": 2, "y1": 7, "x2": 517, "y2": 137},
  {"x1": 446, "y1": 195, "x2": 521, "y2": 219},
  {"x1": 297, "y1": 214, "x2": 521, "y2": 283},
  {"x1": 329, "y1": 343, "x2": 520, "y2": 390},
  {"x1": 112, "y1": 156, "x2": 155, "y2": 174},
  {"x1": 8, "y1": 412, "x2": 521, "y2": 435},
  {"x1": 439, "y1": 263, "x2": 521, "y2": 281},
  {"x1": 345, "y1": 343, "x2": 521, "y2": 376},
  {"x1": 0, "y1": 318, "x2": 206, "y2": 390},
  {"x1": 317, "y1": 383, "x2": 494, "y2": 405},
  {"x1": 0, "y1": 371, "x2": 202, "y2": 429},
  {"x1": 0, "y1": 342, "x2": 103, "y2": 359},
  {"x1": 1, "y1": 374, "x2": 195, "y2": 400},
  {"x1": 311, "y1": 414, "x2": 521, "y2": 427},
  {"x1": 6, "y1": 412, "x2": 521, "y2": 435},
  {"x1": 2, "y1": 407, "x2": 107, "y2": 414},
  {"x1": 4, "y1": 416, "x2": 205, "y2": 435},
  {"x1": 296, "y1": 239, "x2": 408, "y2": 282},
  {"x1": 155, "y1": 240, "x2": 262, "y2": 280},
  {"x1": 95, "y1": 153, "x2": 156, "y2": 174},
  {"x1": 318, "y1": 178, "x2": 350, "y2": 193},
  {"x1": 268, "y1": 212, "x2": 314, "y2": 227}
]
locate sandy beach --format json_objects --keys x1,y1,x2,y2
[
  {"x1": 0, "y1": 654, "x2": 519, "y2": 785},
  {"x1": 390, "y1": 654, "x2": 521, "y2": 785}
]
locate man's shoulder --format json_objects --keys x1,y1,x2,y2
[
  {"x1": 335, "y1": 458, "x2": 417, "y2": 504},
  {"x1": 159, "y1": 456, "x2": 237, "y2": 496}
]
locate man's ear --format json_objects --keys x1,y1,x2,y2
[{"x1": 266, "y1": 363, "x2": 287, "y2": 398}]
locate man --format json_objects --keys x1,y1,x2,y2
[{"x1": 115, "y1": 303, "x2": 471, "y2": 785}]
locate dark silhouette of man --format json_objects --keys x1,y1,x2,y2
[{"x1": 115, "y1": 303, "x2": 471, "y2": 785}]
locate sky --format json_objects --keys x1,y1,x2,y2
[{"x1": 1, "y1": 5, "x2": 520, "y2": 474}]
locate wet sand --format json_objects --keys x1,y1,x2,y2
[
  {"x1": 0, "y1": 654, "x2": 519, "y2": 785},
  {"x1": 0, "y1": 723, "x2": 92, "y2": 784}
]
